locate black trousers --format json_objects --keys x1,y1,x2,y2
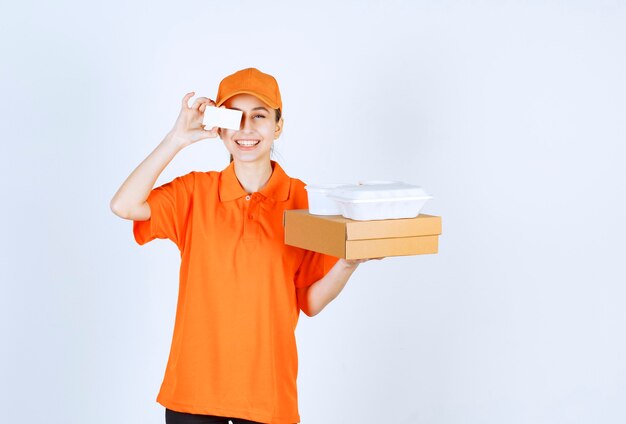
[{"x1": 165, "y1": 408, "x2": 265, "y2": 424}]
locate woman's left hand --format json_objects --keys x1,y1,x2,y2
[{"x1": 339, "y1": 257, "x2": 384, "y2": 269}]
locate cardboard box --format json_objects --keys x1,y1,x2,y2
[{"x1": 284, "y1": 210, "x2": 442, "y2": 259}]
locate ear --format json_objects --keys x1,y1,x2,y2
[{"x1": 274, "y1": 117, "x2": 284, "y2": 140}]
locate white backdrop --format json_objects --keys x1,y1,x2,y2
[{"x1": 1, "y1": 1, "x2": 625, "y2": 423}]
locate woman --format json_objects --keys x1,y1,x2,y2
[{"x1": 110, "y1": 68, "x2": 369, "y2": 424}]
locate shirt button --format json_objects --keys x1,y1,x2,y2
[
  {"x1": 248, "y1": 215, "x2": 253, "y2": 219},
  {"x1": 245, "y1": 195, "x2": 251, "y2": 201}
]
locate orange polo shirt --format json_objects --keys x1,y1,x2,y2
[{"x1": 133, "y1": 161, "x2": 337, "y2": 424}]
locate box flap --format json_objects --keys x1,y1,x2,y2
[
  {"x1": 284, "y1": 211, "x2": 441, "y2": 240},
  {"x1": 345, "y1": 214, "x2": 441, "y2": 240}
]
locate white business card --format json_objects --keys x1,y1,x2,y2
[{"x1": 203, "y1": 107, "x2": 243, "y2": 130}]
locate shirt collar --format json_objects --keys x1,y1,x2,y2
[{"x1": 218, "y1": 160, "x2": 291, "y2": 202}]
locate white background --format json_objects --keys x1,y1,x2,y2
[{"x1": 1, "y1": 1, "x2": 625, "y2": 423}]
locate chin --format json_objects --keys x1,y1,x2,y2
[{"x1": 231, "y1": 152, "x2": 272, "y2": 164}]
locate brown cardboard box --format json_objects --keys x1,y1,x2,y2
[{"x1": 284, "y1": 210, "x2": 442, "y2": 259}]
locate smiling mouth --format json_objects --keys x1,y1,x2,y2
[{"x1": 235, "y1": 139, "x2": 260, "y2": 147}]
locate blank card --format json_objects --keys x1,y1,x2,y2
[{"x1": 203, "y1": 107, "x2": 243, "y2": 130}]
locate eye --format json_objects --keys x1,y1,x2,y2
[{"x1": 253, "y1": 114, "x2": 266, "y2": 119}]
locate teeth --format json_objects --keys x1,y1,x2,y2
[{"x1": 236, "y1": 140, "x2": 260, "y2": 147}]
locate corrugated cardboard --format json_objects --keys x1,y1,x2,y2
[{"x1": 284, "y1": 210, "x2": 442, "y2": 259}]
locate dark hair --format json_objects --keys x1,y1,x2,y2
[{"x1": 229, "y1": 108, "x2": 281, "y2": 163}]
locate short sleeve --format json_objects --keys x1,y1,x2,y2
[
  {"x1": 133, "y1": 172, "x2": 195, "y2": 249},
  {"x1": 294, "y1": 250, "x2": 340, "y2": 288}
]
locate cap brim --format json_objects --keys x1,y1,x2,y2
[{"x1": 216, "y1": 90, "x2": 280, "y2": 110}]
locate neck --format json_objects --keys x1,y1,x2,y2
[{"x1": 233, "y1": 160, "x2": 274, "y2": 194}]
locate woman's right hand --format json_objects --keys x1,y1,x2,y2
[{"x1": 168, "y1": 92, "x2": 219, "y2": 148}]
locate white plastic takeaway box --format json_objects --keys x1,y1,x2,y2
[
  {"x1": 329, "y1": 183, "x2": 432, "y2": 221},
  {"x1": 304, "y1": 184, "x2": 349, "y2": 215}
]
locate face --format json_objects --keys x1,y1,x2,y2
[{"x1": 218, "y1": 93, "x2": 283, "y2": 165}]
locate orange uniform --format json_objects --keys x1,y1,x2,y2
[{"x1": 133, "y1": 161, "x2": 337, "y2": 423}]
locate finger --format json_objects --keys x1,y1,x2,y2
[
  {"x1": 182, "y1": 92, "x2": 195, "y2": 109},
  {"x1": 192, "y1": 97, "x2": 211, "y2": 109},
  {"x1": 199, "y1": 101, "x2": 214, "y2": 113},
  {"x1": 191, "y1": 98, "x2": 206, "y2": 111}
]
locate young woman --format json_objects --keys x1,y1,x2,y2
[{"x1": 110, "y1": 68, "x2": 370, "y2": 424}]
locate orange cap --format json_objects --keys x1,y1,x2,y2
[{"x1": 215, "y1": 68, "x2": 282, "y2": 111}]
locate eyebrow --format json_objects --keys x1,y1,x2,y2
[{"x1": 229, "y1": 106, "x2": 270, "y2": 112}]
